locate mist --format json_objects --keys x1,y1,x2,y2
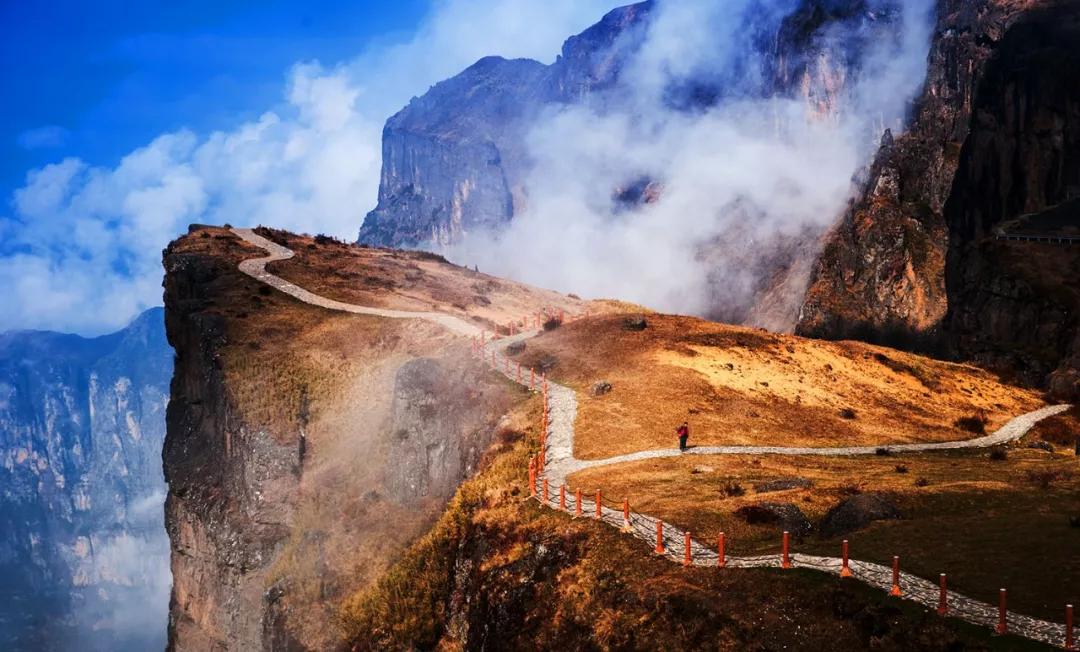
[{"x1": 451, "y1": 0, "x2": 935, "y2": 328}]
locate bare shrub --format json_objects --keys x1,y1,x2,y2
[
  {"x1": 954, "y1": 412, "x2": 989, "y2": 434},
  {"x1": 1025, "y1": 470, "x2": 1066, "y2": 489},
  {"x1": 722, "y1": 482, "x2": 746, "y2": 498}
]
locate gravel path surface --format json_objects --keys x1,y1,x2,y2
[{"x1": 233, "y1": 227, "x2": 1073, "y2": 647}]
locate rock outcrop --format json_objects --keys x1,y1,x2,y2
[
  {"x1": 818, "y1": 493, "x2": 901, "y2": 538},
  {"x1": 0, "y1": 308, "x2": 172, "y2": 651},
  {"x1": 798, "y1": 0, "x2": 1080, "y2": 396},
  {"x1": 386, "y1": 358, "x2": 491, "y2": 505}
]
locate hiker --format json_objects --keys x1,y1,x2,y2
[{"x1": 676, "y1": 422, "x2": 689, "y2": 451}]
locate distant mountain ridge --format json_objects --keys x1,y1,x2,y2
[{"x1": 0, "y1": 307, "x2": 172, "y2": 651}]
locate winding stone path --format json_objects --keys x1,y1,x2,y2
[{"x1": 232, "y1": 227, "x2": 1073, "y2": 648}]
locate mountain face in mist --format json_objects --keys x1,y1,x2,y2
[
  {"x1": 357, "y1": 1, "x2": 656, "y2": 248},
  {"x1": 0, "y1": 308, "x2": 172, "y2": 650},
  {"x1": 798, "y1": 0, "x2": 1080, "y2": 399},
  {"x1": 356, "y1": 0, "x2": 911, "y2": 330}
]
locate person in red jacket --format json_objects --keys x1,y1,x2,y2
[{"x1": 676, "y1": 422, "x2": 689, "y2": 451}]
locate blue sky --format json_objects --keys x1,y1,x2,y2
[
  {"x1": 0, "y1": 0, "x2": 426, "y2": 201},
  {"x1": 0, "y1": 0, "x2": 615, "y2": 335}
]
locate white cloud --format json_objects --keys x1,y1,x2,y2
[
  {"x1": 1, "y1": 0, "x2": 617, "y2": 335},
  {"x1": 451, "y1": 0, "x2": 935, "y2": 328}
]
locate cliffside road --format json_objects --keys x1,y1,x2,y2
[{"x1": 232, "y1": 227, "x2": 1072, "y2": 648}]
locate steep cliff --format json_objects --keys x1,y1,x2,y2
[
  {"x1": 161, "y1": 226, "x2": 580, "y2": 650},
  {"x1": 357, "y1": 2, "x2": 655, "y2": 248},
  {"x1": 798, "y1": 0, "x2": 1080, "y2": 397},
  {"x1": 0, "y1": 308, "x2": 172, "y2": 651}
]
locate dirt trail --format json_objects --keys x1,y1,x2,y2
[{"x1": 232, "y1": 227, "x2": 1073, "y2": 647}]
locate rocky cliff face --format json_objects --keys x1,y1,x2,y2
[
  {"x1": 162, "y1": 244, "x2": 298, "y2": 651},
  {"x1": 162, "y1": 227, "x2": 518, "y2": 650},
  {"x1": 357, "y1": 2, "x2": 655, "y2": 248},
  {"x1": 0, "y1": 308, "x2": 172, "y2": 651},
  {"x1": 798, "y1": 0, "x2": 1080, "y2": 397}
]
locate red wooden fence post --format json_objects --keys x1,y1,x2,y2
[
  {"x1": 655, "y1": 521, "x2": 665, "y2": 554},
  {"x1": 996, "y1": 589, "x2": 1007, "y2": 635},
  {"x1": 840, "y1": 540, "x2": 852, "y2": 577},
  {"x1": 559, "y1": 485, "x2": 566, "y2": 511},
  {"x1": 1066, "y1": 603, "x2": 1074, "y2": 650},
  {"x1": 717, "y1": 532, "x2": 726, "y2": 568},
  {"x1": 542, "y1": 478, "x2": 549, "y2": 503},
  {"x1": 595, "y1": 490, "x2": 602, "y2": 519},
  {"x1": 516, "y1": 362, "x2": 522, "y2": 384},
  {"x1": 683, "y1": 531, "x2": 692, "y2": 567},
  {"x1": 781, "y1": 531, "x2": 791, "y2": 569},
  {"x1": 890, "y1": 556, "x2": 901, "y2": 596},
  {"x1": 623, "y1": 498, "x2": 631, "y2": 529},
  {"x1": 575, "y1": 488, "x2": 583, "y2": 517},
  {"x1": 928, "y1": 574, "x2": 946, "y2": 613}
]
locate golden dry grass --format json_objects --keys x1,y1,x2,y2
[
  {"x1": 340, "y1": 395, "x2": 1049, "y2": 651},
  {"x1": 568, "y1": 447, "x2": 1080, "y2": 620},
  {"x1": 254, "y1": 227, "x2": 617, "y2": 333},
  {"x1": 519, "y1": 313, "x2": 1044, "y2": 458}
]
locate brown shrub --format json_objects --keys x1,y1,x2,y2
[
  {"x1": 954, "y1": 412, "x2": 989, "y2": 434},
  {"x1": 722, "y1": 481, "x2": 746, "y2": 497}
]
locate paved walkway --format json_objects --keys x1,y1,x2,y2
[{"x1": 232, "y1": 227, "x2": 1073, "y2": 648}]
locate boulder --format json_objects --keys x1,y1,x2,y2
[
  {"x1": 506, "y1": 340, "x2": 526, "y2": 355},
  {"x1": 591, "y1": 381, "x2": 612, "y2": 396},
  {"x1": 818, "y1": 493, "x2": 901, "y2": 538},
  {"x1": 734, "y1": 502, "x2": 812, "y2": 538},
  {"x1": 622, "y1": 316, "x2": 648, "y2": 331},
  {"x1": 753, "y1": 477, "x2": 812, "y2": 493}
]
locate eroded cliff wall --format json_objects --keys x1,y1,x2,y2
[
  {"x1": 798, "y1": 0, "x2": 1080, "y2": 397},
  {"x1": 0, "y1": 309, "x2": 172, "y2": 650}
]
